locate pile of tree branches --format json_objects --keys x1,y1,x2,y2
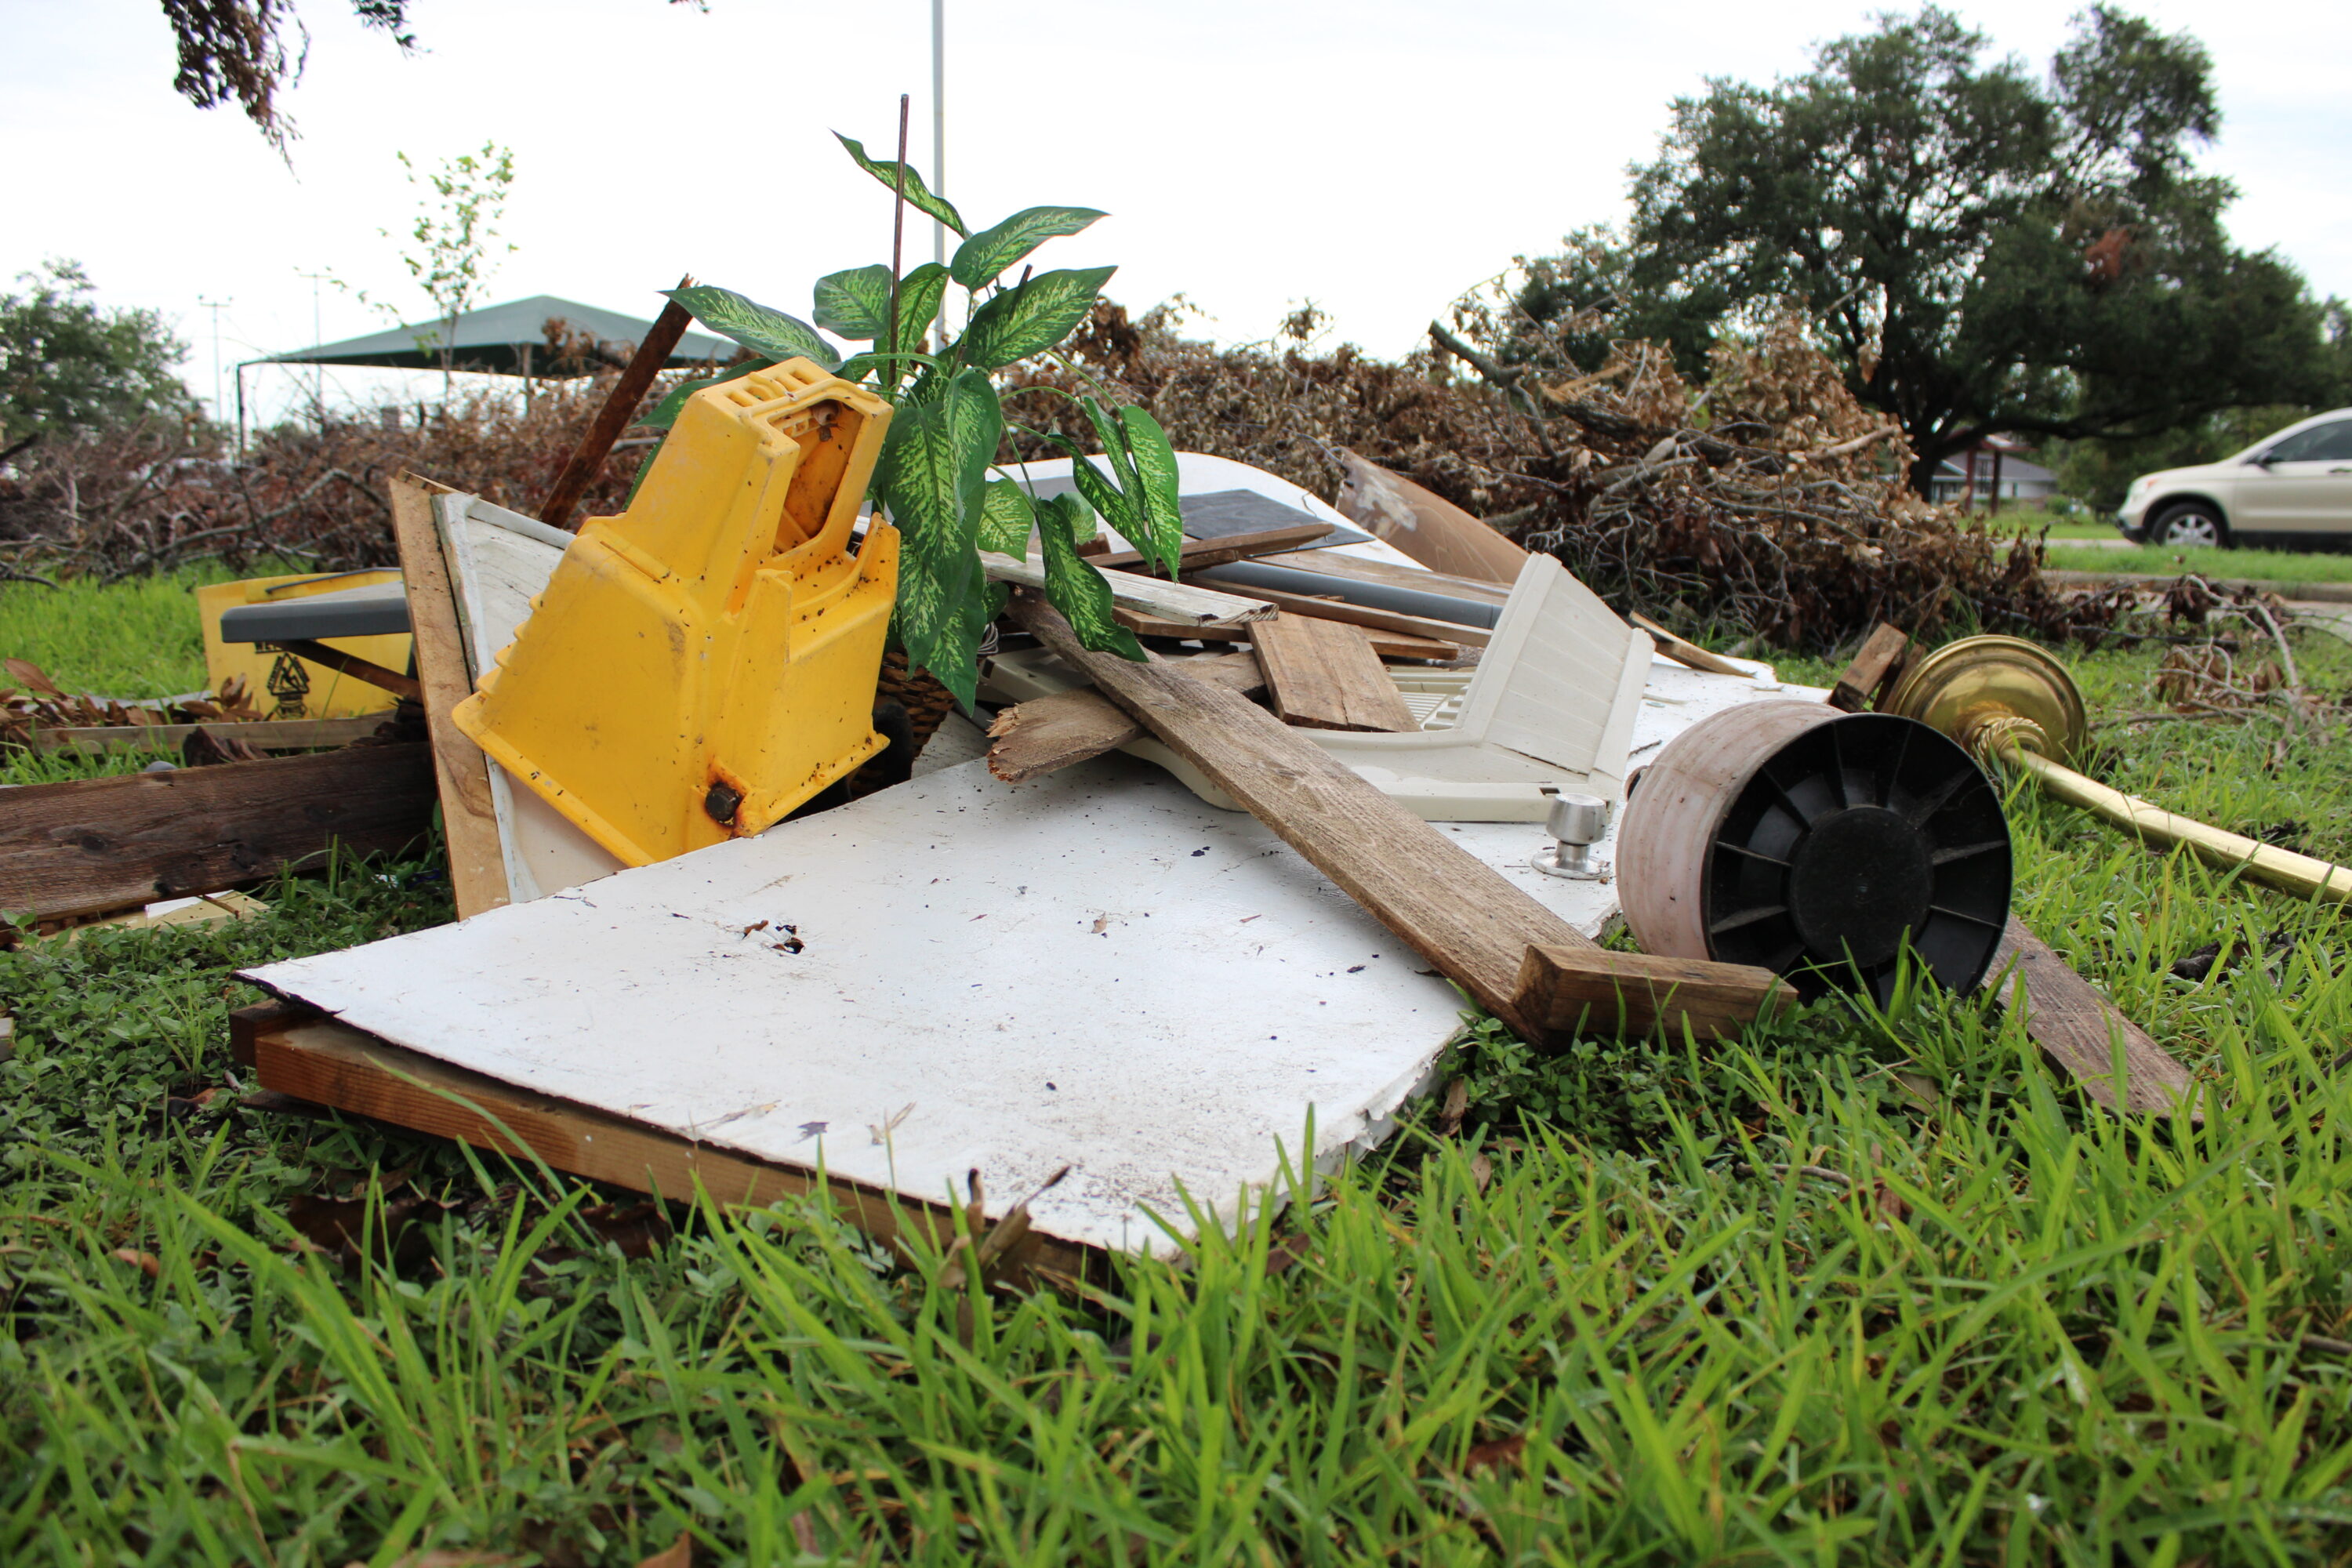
[{"x1": 1007, "y1": 302, "x2": 2118, "y2": 652}]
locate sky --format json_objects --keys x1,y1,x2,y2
[{"x1": 5, "y1": 0, "x2": 2347, "y2": 426}]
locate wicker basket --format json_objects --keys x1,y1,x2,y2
[{"x1": 877, "y1": 648, "x2": 958, "y2": 754}]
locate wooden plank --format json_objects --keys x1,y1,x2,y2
[
  {"x1": 1211, "y1": 579, "x2": 1494, "y2": 649},
  {"x1": 390, "y1": 472, "x2": 510, "y2": 918},
  {"x1": 1512, "y1": 946, "x2": 1796, "y2": 1043},
  {"x1": 33, "y1": 716, "x2": 388, "y2": 755},
  {"x1": 1011, "y1": 590, "x2": 1635, "y2": 1040},
  {"x1": 1990, "y1": 916, "x2": 2199, "y2": 1116},
  {"x1": 0, "y1": 743, "x2": 435, "y2": 922},
  {"x1": 1258, "y1": 548, "x2": 1513, "y2": 608},
  {"x1": 1089, "y1": 522, "x2": 1334, "y2": 575},
  {"x1": 1112, "y1": 611, "x2": 1461, "y2": 662},
  {"x1": 536, "y1": 277, "x2": 695, "y2": 531},
  {"x1": 1248, "y1": 612, "x2": 1417, "y2": 732},
  {"x1": 1629, "y1": 612, "x2": 1751, "y2": 679},
  {"x1": 985, "y1": 652, "x2": 1266, "y2": 786},
  {"x1": 227, "y1": 1005, "x2": 1092, "y2": 1283},
  {"x1": 264, "y1": 638, "x2": 422, "y2": 702},
  {"x1": 1828, "y1": 622, "x2": 1911, "y2": 712},
  {"x1": 983, "y1": 552, "x2": 1273, "y2": 626}
]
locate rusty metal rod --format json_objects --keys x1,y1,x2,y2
[{"x1": 536, "y1": 274, "x2": 696, "y2": 532}]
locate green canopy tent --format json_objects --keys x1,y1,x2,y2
[{"x1": 238, "y1": 295, "x2": 735, "y2": 441}]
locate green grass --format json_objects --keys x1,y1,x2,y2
[
  {"x1": 1984, "y1": 501, "x2": 2116, "y2": 542},
  {"x1": 2046, "y1": 543, "x2": 2352, "y2": 585},
  {"x1": 5, "y1": 620, "x2": 2352, "y2": 1562},
  {"x1": 0, "y1": 565, "x2": 245, "y2": 699}
]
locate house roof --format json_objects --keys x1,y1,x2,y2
[
  {"x1": 1933, "y1": 453, "x2": 2056, "y2": 485},
  {"x1": 263, "y1": 295, "x2": 734, "y2": 377}
]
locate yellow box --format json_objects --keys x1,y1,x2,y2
[
  {"x1": 196, "y1": 570, "x2": 410, "y2": 718},
  {"x1": 454, "y1": 359, "x2": 898, "y2": 866}
]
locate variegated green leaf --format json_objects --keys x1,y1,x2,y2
[
  {"x1": 950, "y1": 205, "x2": 1107, "y2": 291},
  {"x1": 814, "y1": 263, "x2": 950, "y2": 363},
  {"x1": 637, "y1": 356, "x2": 776, "y2": 431},
  {"x1": 874, "y1": 368, "x2": 1003, "y2": 706},
  {"x1": 664, "y1": 285, "x2": 839, "y2": 369},
  {"x1": 836, "y1": 133, "x2": 968, "y2": 238},
  {"x1": 976, "y1": 479, "x2": 1036, "y2": 556},
  {"x1": 960, "y1": 266, "x2": 1116, "y2": 371},
  {"x1": 1068, "y1": 454, "x2": 1138, "y2": 544},
  {"x1": 1036, "y1": 493, "x2": 1148, "y2": 662},
  {"x1": 812, "y1": 266, "x2": 894, "y2": 340},
  {"x1": 1117, "y1": 405, "x2": 1185, "y2": 579}
]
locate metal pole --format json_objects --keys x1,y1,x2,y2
[
  {"x1": 296, "y1": 269, "x2": 328, "y2": 414},
  {"x1": 931, "y1": 0, "x2": 946, "y2": 269},
  {"x1": 197, "y1": 296, "x2": 230, "y2": 428}
]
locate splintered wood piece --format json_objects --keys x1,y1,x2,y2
[
  {"x1": 1013, "y1": 590, "x2": 1599, "y2": 1037},
  {"x1": 1828, "y1": 622, "x2": 1911, "y2": 712},
  {"x1": 987, "y1": 652, "x2": 1265, "y2": 785},
  {"x1": 1089, "y1": 522, "x2": 1334, "y2": 575},
  {"x1": 1249, "y1": 612, "x2": 1417, "y2": 732},
  {"x1": 263, "y1": 638, "x2": 422, "y2": 702},
  {"x1": 227, "y1": 1005, "x2": 1092, "y2": 1282},
  {"x1": 390, "y1": 472, "x2": 510, "y2": 917},
  {"x1": 1991, "y1": 916, "x2": 2199, "y2": 1116},
  {"x1": 1628, "y1": 612, "x2": 1750, "y2": 678},
  {"x1": 0, "y1": 744, "x2": 435, "y2": 923},
  {"x1": 1512, "y1": 947, "x2": 1797, "y2": 1042},
  {"x1": 1112, "y1": 611, "x2": 1460, "y2": 662},
  {"x1": 1330, "y1": 448, "x2": 1529, "y2": 585}
]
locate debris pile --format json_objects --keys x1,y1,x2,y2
[{"x1": 1007, "y1": 304, "x2": 2117, "y2": 652}]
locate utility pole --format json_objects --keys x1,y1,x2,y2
[
  {"x1": 196, "y1": 296, "x2": 230, "y2": 430},
  {"x1": 295, "y1": 269, "x2": 330, "y2": 416}
]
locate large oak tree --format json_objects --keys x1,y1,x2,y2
[{"x1": 1546, "y1": 6, "x2": 2333, "y2": 495}]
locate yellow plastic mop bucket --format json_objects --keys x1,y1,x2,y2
[{"x1": 453, "y1": 359, "x2": 898, "y2": 866}]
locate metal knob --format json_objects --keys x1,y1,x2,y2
[{"x1": 1531, "y1": 790, "x2": 1610, "y2": 879}]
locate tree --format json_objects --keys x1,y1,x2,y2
[
  {"x1": 0, "y1": 262, "x2": 198, "y2": 450},
  {"x1": 393, "y1": 143, "x2": 517, "y2": 393},
  {"x1": 1535, "y1": 5, "x2": 2334, "y2": 495}
]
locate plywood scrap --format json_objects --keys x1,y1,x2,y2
[
  {"x1": 1990, "y1": 916, "x2": 2198, "y2": 1116},
  {"x1": 50, "y1": 890, "x2": 269, "y2": 942},
  {"x1": 227, "y1": 1004, "x2": 1091, "y2": 1285},
  {"x1": 987, "y1": 652, "x2": 1265, "y2": 785},
  {"x1": 1513, "y1": 946, "x2": 1795, "y2": 1043},
  {"x1": 1249, "y1": 613, "x2": 1416, "y2": 733},
  {"x1": 1828, "y1": 622, "x2": 1911, "y2": 712},
  {"x1": 0, "y1": 743, "x2": 435, "y2": 924}
]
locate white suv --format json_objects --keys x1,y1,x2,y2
[{"x1": 2118, "y1": 408, "x2": 2352, "y2": 548}]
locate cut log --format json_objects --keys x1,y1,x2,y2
[
  {"x1": 0, "y1": 743, "x2": 436, "y2": 923},
  {"x1": 228, "y1": 1004, "x2": 1091, "y2": 1283},
  {"x1": 390, "y1": 473, "x2": 510, "y2": 918},
  {"x1": 1512, "y1": 946, "x2": 1797, "y2": 1043},
  {"x1": 1248, "y1": 612, "x2": 1417, "y2": 732},
  {"x1": 1990, "y1": 916, "x2": 2199, "y2": 1116},
  {"x1": 987, "y1": 652, "x2": 1265, "y2": 785},
  {"x1": 1828, "y1": 623, "x2": 1911, "y2": 712}
]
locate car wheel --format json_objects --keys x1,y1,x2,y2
[{"x1": 2149, "y1": 501, "x2": 2227, "y2": 548}]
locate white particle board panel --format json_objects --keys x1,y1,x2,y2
[{"x1": 245, "y1": 754, "x2": 1621, "y2": 1257}]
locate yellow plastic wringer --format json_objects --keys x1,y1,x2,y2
[{"x1": 453, "y1": 359, "x2": 898, "y2": 866}]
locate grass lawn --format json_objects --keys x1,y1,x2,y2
[
  {"x1": 2045, "y1": 543, "x2": 2352, "y2": 585},
  {"x1": 0, "y1": 566, "x2": 241, "y2": 699},
  {"x1": 5, "y1": 601, "x2": 2352, "y2": 1561},
  {"x1": 1983, "y1": 501, "x2": 2117, "y2": 542}
]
